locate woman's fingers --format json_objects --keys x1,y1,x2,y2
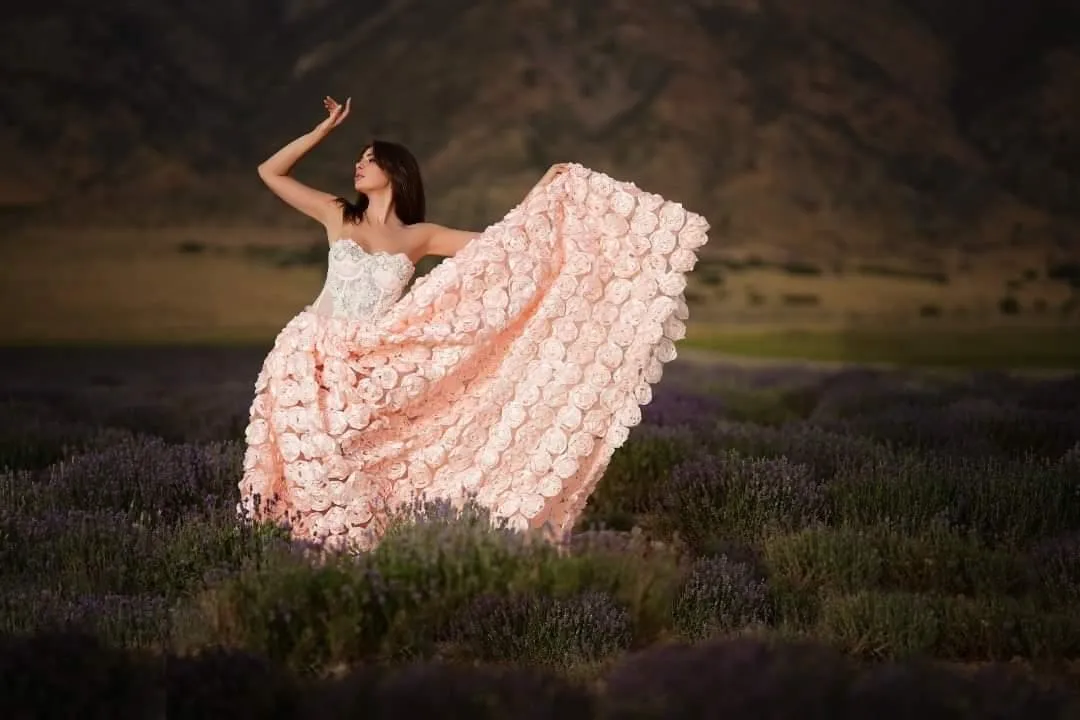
[{"x1": 322, "y1": 96, "x2": 350, "y2": 125}]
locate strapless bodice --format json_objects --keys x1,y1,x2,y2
[{"x1": 309, "y1": 239, "x2": 415, "y2": 322}]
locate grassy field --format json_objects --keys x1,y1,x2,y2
[
  {"x1": 0, "y1": 348, "x2": 1078, "y2": 715},
  {"x1": 2, "y1": 224, "x2": 1079, "y2": 373},
  {"x1": 684, "y1": 325, "x2": 1080, "y2": 370}
]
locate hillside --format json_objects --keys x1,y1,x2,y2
[{"x1": 2, "y1": 0, "x2": 1079, "y2": 268}]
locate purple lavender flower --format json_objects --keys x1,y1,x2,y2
[
  {"x1": 673, "y1": 555, "x2": 772, "y2": 640},
  {"x1": 641, "y1": 385, "x2": 726, "y2": 432},
  {"x1": 659, "y1": 451, "x2": 827, "y2": 551},
  {"x1": 37, "y1": 436, "x2": 243, "y2": 521},
  {"x1": 446, "y1": 591, "x2": 632, "y2": 665}
]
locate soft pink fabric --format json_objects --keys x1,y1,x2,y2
[{"x1": 238, "y1": 164, "x2": 710, "y2": 550}]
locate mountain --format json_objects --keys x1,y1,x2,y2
[{"x1": 3, "y1": 0, "x2": 1079, "y2": 266}]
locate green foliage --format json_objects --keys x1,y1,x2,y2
[
  {"x1": 445, "y1": 592, "x2": 633, "y2": 666},
  {"x1": 581, "y1": 429, "x2": 696, "y2": 528},
  {"x1": 818, "y1": 591, "x2": 1080, "y2": 661},
  {"x1": 187, "y1": 502, "x2": 687, "y2": 671},
  {"x1": 826, "y1": 452, "x2": 1080, "y2": 544},
  {"x1": 672, "y1": 555, "x2": 772, "y2": 641},
  {"x1": 655, "y1": 450, "x2": 827, "y2": 552},
  {"x1": 763, "y1": 523, "x2": 1030, "y2": 601}
]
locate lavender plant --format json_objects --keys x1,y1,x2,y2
[
  {"x1": 672, "y1": 555, "x2": 773, "y2": 641},
  {"x1": 1, "y1": 345, "x2": 1079, "y2": 691},
  {"x1": 658, "y1": 451, "x2": 827, "y2": 552},
  {"x1": 445, "y1": 592, "x2": 633, "y2": 666}
]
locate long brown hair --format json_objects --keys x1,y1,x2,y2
[{"x1": 336, "y1": 139, "x2": 426, "y2": 225}]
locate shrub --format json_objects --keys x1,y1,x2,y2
[
  {"x1": 0, "y1": 506, "x2": 281, "y2": 601},
  {"x1": 672, "y1": 555, "x2": 772, "y2": 641},
  {"x1": 818, "y1": 591, "x2": 1080, "y2": 661},
  {"x1": 552, "y1": 528, "x2": 687, "y2": 645},
  {"x1": 0, "y1": 401, "x2": 136, "y2": 471},
  {"x1": 827, "y1": 451, "x2": 1080, "y2": 543},
  {"x1": 763, "y1": 523, "x2": 1032, "y2": 601},
  {"x1": 1028, "y1": 532, "x2": 1080, "y2": 606},
  {"x1": 0, "y1": 589, "x2": 173, "y2": 649},
  {"x1": 711, "y1": 420, "x2": 890, "y2": 482},
  {"x1": 831, "y1": 399, "x2": 1080, "y2": 459},
  {"x1": 190, "y1": 547, "x2": 392, "y2": 673},
  {"x1": 28, "y1": 436, "x2": 243, "y2": 521},
  {"x1": 658, "y1": 451, "x2": 827, "y2": 552},
  {"x1": 582, "y1": 426, "x2": 697, "y2": 528},
  {"x1": 641, "y1": 388, "x2": 727, "y2": 431},
  {"x1": 445, "y1": 592, "x2": 632, "y2": 666},
  {"x1": 193, "y1": 502, "x2": 685, "y2": 669}
]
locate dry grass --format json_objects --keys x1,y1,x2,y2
[
  {"x1": 0, "y1": 226, "x2": 323, "y2": 344},
  {"x1": 687, "y1": 249, "x2": 1077, "y2": 328},
  {"x1": 1, "y1": 225, "x2": 1077, "y2": 372},
  {"x1": 683, "y1": 324, "x2": 1080, "y2": 370}
]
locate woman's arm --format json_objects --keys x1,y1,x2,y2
[
  {"x1": 418, "y1": 225, "x2": 479, "y2": 257},
  {"x1": 418, "y1": 164, "x2": 569, "y2": 257},
  {"x1": 257, "y1": 96, "x2": 351, "y2": 227}
]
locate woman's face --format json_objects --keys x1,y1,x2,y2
[{"x1": 354, "y1": 147, "x2": 390, "y2": 193}]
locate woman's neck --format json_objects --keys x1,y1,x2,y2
[{"x1": 363, "y1": 192, "x2": 399, "y2": 226}]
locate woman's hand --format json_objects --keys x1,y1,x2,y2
[
  {"x1": 541, "y1": 163, "x2": 571, "y2": 185},
  {"x1": 523, "y1": 163, "x2": 571, "y2": 200},
  {"x1": 315, "y1": 96, "x2": 351, "y2": 135}
]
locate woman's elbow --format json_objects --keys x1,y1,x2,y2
[{"x1": 257, "y1": 164, "x2": 284, "y2": 188}]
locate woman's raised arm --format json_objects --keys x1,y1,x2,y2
[{"x1": 257, "y1": 96, "x2": 351, "y2": 227}]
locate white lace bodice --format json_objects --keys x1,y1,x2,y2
[{"x1": 310, "y1": 239, "x2": 415, "y2": 322}]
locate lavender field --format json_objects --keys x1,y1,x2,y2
[{"x1": 1, "y1": 347, "x2": 1079, "y2": 718}]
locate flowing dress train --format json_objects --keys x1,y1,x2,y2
[{"x1": 238, "y1": 164, "x2": 710, "y2": 550}]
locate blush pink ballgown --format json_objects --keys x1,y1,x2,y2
[{"x1": 238, "y1": 164, "x2": 710, "y2": 550}]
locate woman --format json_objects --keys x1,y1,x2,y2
[{"x1": 239, "y1": 96, "x2": 709, "y2": 550}]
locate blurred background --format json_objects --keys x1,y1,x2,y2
[{"x1": 1, "y1": 0, "x2": 1079, "y2": 369}]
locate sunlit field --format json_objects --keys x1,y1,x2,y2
[
  {"x1": 3, "y1": 225, "x2": 1079, "y2": 373},
  {"x1": 1, "y1": 346, "x2": 1078, "y2": 717}
]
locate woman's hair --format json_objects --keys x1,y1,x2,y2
[{"x1": 336, "y1": 139, "x2": 426, "y2": 225}]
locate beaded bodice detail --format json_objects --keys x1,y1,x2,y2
[{"x1": 310, "y1": 239, "x2": 415, "y2": 322}]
